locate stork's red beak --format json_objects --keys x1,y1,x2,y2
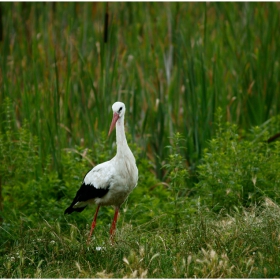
[{"x1": 108, "y1": 112, "x2": 119, "y2": 136}]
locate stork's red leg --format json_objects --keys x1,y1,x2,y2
[
  {"x1": 87, "y1": 205, "x2": 100, "y2": 244},
  {"x1": 109, "y1": 207, "x2": 119, "y2": 243}
]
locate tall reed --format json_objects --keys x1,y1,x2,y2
[{"x1": 1, "y1": 3, "x2": 280, "y2": 179}]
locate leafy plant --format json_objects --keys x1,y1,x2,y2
[
  {"x1": 163, "y1": 133, "x2": 190, "y2": 233},
  {"x1": 197, "y1": 109, "x2": 280, "y2": 211}
]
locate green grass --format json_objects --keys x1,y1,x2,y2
[
  {"x1": 2, "y1": 202, "x2": 280, "y2": 278},
  {"x1": 1, "y1": 2, "x2": 280, "y2": 278},
  {"x1": 1, "y1": 108, "x2": 280, "y2": 278}
]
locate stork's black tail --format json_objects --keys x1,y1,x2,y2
[
  {"x1": 64, "y1": 205, "x2": 87, "y2": 214},
  {"x1": 64, "y1": 182, "x2": 109, "y2": 214}
]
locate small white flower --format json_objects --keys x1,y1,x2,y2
[
  {"x1": 95, "y1": 246, "x2": 106, "y2": 251},
  {"x1": 10, "y1": 257, "x2": 15, "y2": 262},
  {"x1": 50, "y1": 240, "x2": 56, "y2": 245}
]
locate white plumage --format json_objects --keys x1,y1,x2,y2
[{"x1": 65, "y1": 102, "x2": 138, "y2": 243}]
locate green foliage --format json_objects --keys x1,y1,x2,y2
[
  {"x1": 2, "y1": 203, "x2": 280, "y2": 278},
  {"x1": 2, "y1": 106, "x2": 280, "y2": 278},
  {"x1": 197, "y1": 109, "x2": 280, "y2": 211},
  {"x1": 163, "y1": 133, "x2": 190, "y2": 233},
  {"x1": 0, "y1": 108, "x2": 164, "y2": 239},
  {"x1": 1, "y1": 3, "x2": 280, "y2": 278},
  {"x1": 0, "y1": 98, "x2": 41, "y2": 185},
  {"x1": 1, "y1": 3, "x2": 280, "y2": 178}
]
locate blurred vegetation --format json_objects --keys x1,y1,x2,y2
[
  {"x1": 1, "y1": 2, "x2": 280, "y2": 278},
  {"x1": 1, "y1": 2, "x2": 280, "y2": 177}
]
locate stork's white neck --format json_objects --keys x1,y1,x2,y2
[{"x1": 115, "y1": 116, "x2": 128, "y2": 155}]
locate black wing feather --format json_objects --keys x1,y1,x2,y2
[{"x1": 64, "y1": 183, "x2": 109, "y2": 214}]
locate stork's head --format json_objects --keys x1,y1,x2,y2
[{"x1": 108, "y1": 102, "x2": 126, "y2": 136}]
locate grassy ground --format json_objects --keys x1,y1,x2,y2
[
  {"x1": 1, "y1": 2, "x2": 280, "y2": 278},
  {"x1": 2, "y1": 201, "x2": 280, "y2": 278}
]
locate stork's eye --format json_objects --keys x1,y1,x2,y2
[{"x1": 118, "y1": 107, "x2": 123, "y2": 113}]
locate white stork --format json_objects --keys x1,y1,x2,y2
[{"x1": 65, "y1": 102, "x2": 138, "y2": 243}]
